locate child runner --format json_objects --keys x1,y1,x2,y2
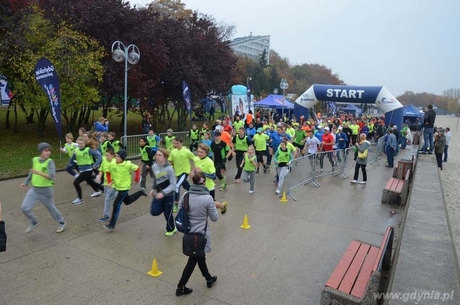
[
  {"x1": 193, "y1": 144, "x2": 217, "y2": 200},
  {"x1": 20, "y1": 143, "x2": 66, "y2": 233},
  {"x1": 146, "y1": 128, "x2": 161, "y2": 156},
  {"x1": 164, "y1": 129, "x2": 176, "y2": 151},
  {"x1": 69, "y1": 136, "x2": 104, "y2": 204},
  {"x1": 232, "y1": 127, "x2": 252, "y2": 183},
  {"x1": 201, "y1": 131, "x2": 213, "y2": 158},
  {"x1": 139, "y1": 137, "x2": 155, "y2": 191},
  {"x1": 99, "y1": 132, "x2": 113, "y2": 156},
  {"x1": 95, "y1": 149, "x2": 117, "y2": 222},
  {"x1": 210, "y1": 131, "x2": 232, "y2": 191},
  {"x1": 252, "y1": 128, "x2": 269, "y2": 174},
  {"x1": 240, "y1": 145, "x2": 257, "y2": 194},
  {"x1": 150, "y1": 148, "x2": 177, "y2": 236},
  {"x1": 103, "y1": 149, "x2": 147, "y2": 230},
  {"x1": 108, "y1": 132, "x2": 122, "y2": 152},
  {"x1": 61, "y1": 132, "x2": 80, "y2": 178},
  {"x1": 187, "y1": 124, "x2": 200, "y2": 152},
  {"x1": 168, "y1": 137, "x2": 195, "y2": 213},
  {"x1": 274, "y1": 141, "x2": 293, "y2": 195}
]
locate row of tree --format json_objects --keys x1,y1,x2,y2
[{"x1": 0, "y1": 0, "x2": 457, "y2": 135}]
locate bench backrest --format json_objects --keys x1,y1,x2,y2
[{"x1": 373, "y1": 226, "x2": 394, "y2": 272}]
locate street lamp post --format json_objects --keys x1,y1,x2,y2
[
  {"x1": 280, "y1": 79, "x2": 289, "y2": 118},
  {"x1": 111, "y1": 41, "x2": 140, "y2": 149},
  {"x1": 246, "y1": 77, "x2": 252, "y2": 112}
]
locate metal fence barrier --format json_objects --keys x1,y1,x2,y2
[
  {"x1": 285, "y1": 143, "x2": 379, "y2": 201},
  {"x1": 121, "y1": 131, "x2": 192, "y2": 159}
]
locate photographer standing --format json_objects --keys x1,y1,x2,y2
[{"x1": 95, "y1": 117, "x2": 109, "y2": 133}]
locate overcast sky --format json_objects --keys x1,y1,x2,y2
[{"x1": 130, "y1": 0, "x2": 459, "y2": 97}]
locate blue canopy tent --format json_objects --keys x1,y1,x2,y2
[
  {"x1": 403, "y1": 104, "x2": 422, "y2": 118},
  {"x1": 255, "y1": 94, "x2": 294, "y2": 109},
  {"x1": 341, "y1": 104, "x2": 362, "y2": 115}
]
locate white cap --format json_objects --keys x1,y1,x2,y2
[
  {"x1": 324, "y1": 127, "x2": 330, "y2": 131},
  {"x1": 393, "y1": 125, "x2": 397, "y2": 129},
  {"x1": 338, "y1": 126, "x2": 343, "y2": 130}
]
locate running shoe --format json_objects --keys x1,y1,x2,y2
[
  {"x1": 350, "y1": 180, "x2": 358, "y2": 184},
  {"x1": 221, "y1": 202, "x2": 228, "y2": 215},
  {"x1": 249, "y1": 190, "x2": 254, "y2": 194},
  {"x1": 25, "y1": 222, "x2": 39, "y2": 233},
  {"x1": 165, "y1": 227, "x2": 177, "y2": 236},
  {"x1": 220, "y1": 183, "x2": 227, "y2": 191},
  {"x1": 103, "y1": 224, "x2": 115, "y2": 230},
  {"x1": 359, "y1": 181, "x2": 367, "y2": 184},
  {"x1": 173, "y1": 204, "x2": 178, "y2": 213},
  {"x1": 275, "y1": 189, "x2": 280, "y2": 194},
  {"x1": 98, "y1": 216, "x2": 109, "y2": 222},
  {"x1": 90, "y1": 191, "x2": 102, "y2": 197},
  {"x1": 72, "y1": 198, "x2": 84, "y2": 205},
  {"x1": 56, "y1": 222, "x2": 66, "y2": 233}
]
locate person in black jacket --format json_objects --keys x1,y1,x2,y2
[
  {"x1": 0, "y1": 202, "x2": 6, "y2": 252},
  {"x1": 421, "y1": 104, "x2": 437, "y2": 154}
]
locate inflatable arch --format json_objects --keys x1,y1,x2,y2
[{"x1": 295, "y1": 84, "x2": 404, "y2": 128}]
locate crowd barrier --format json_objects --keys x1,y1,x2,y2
[
  {"x1": 121, "y1": 131, "x2": 191, "y2": 159},
  {"x1": 286, "y1": 143, "x2": 379, "y2": 201}
]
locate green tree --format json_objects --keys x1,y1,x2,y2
[{"x1": 0, "y1": 5, "x2": 104, "y2": 134}]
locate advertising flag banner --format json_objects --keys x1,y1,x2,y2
[
  {"x1": 182, "y1": 80, "x2": 192, "y2": 112},
  {"x1": 0, "y1": 77, "x2": 12, "y2": 106},
  {"x1": 34, "y1": 58, "x2": 62, "y2": 140}
]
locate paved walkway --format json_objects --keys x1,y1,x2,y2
[{"x1": 0, "y1": 148, "x2": 412, "y2": 304}]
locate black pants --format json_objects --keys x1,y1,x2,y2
[
  {"x1": 235, "y1": 151, "x2": 245, "y2": 179},
  {"x1": 109, "y1": 190, "x2": 145, "y2": 227},
  {"x1": 435, "y1": 152, "x2": 443, "y2": 169},
  {"x1": 215, "y1": 163, "x2": 226, "y2": 180},
  {"x1": 353, "y1": 163, "x2": 367, "y2": 181},
  {"x1": 178, "y1": 255, "x2": 212, "y2": 286},
  {"x1": 73, "y1": 170, "x2": 104, "y2": 199}
]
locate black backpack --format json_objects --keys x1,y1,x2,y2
[{"x1": 175, "y1": 193, "x2": 190, "y2": 233}]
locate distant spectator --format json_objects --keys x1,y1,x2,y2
[
  {"x1": 95, "y1": 117, "x2": 109, "y2": 132},
  {"x1": 443, "y1": 127, "x2": 451, "y2": 162},
  {"x1": 420, "y1": 105, "x2": 436, "y2": 154},
  {"x1": 434, "y1": 129, "x2": 446, "y2": 170},
  {"x1": 141, "y1": 113, "x2": 152, "y2": 135}
]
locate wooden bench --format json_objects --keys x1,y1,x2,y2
[
  {"x1": 381, "y1": 178, "x2": 408, "y2": 206},
  {"x1": 321, "y1": 227, "x2": 394, "y2": 305}
]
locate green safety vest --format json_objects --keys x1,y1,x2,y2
[
  {"x1": 111, "y1": 140, "x2": 121, "y2": 153},
  {"x1": 235, "y1": 136, "x2": 249, "y2": 151},
  {"x1": 100, "y1": 140, "x2": 110, "y2": 155},
  {"x1": 31, "y1": 157, "x2": 53, "y2": 187},
  {"x1": 64, "y1": 142, "x2": 76, "y2": 157},
  {"x1": 190, "y1": 129, "x2": 199, "y2": 140},
  {"x1": 164, "y1": 136, "x2": 175, "y2": 150},
  {"x1": 139, "y1": 145, "x2": 151, "y2": 161},
  {"x1": 75, "y1": 147, "x2": 93, "y2": 165},
  {"x1": 277, "y1": 148, "x2": 291, "y2": 163},
  {"x1": 243, "y1": 154, "x2": 257, "y2": 171},
  {"x1": 147, "y1": 135, "x2": 157, "y2": 148}
]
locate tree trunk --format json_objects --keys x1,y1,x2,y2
[
  {"x1": 5, "y1": 102, "x2": 11, "y2": 129},
  {"x1": 13, "y1": 103, "x2": 18, "y2": 133}
]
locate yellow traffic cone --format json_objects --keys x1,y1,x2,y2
[
  {"x1": 240, "y1": 214, "x2": 251, "y2": 229},
  {"x1": 280, "y1": 192, "x2": 288, "y2": 203},
  {"x1": 147, "y1": 258, "x2": 163, "y2": 277}
]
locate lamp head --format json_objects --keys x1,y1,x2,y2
[
  {"x1": 112, "y1": 46, "x2": 125, "y2": 63},
  {"x1": 128, "y1": 49, "x2": 140, "y2": 64}
]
